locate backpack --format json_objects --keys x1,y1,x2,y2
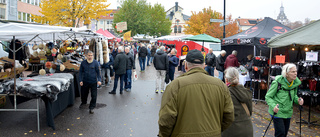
[{"x1": 275, "y1": 81, "x2": 297, "y2": 101}]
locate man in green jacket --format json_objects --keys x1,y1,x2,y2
[{"x1": 158, "y1": 50, "x2": 234, "y2": 137}]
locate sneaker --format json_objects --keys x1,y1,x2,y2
[
  {"x1": 79, "y1": 103, "x2": 86, "y2": 109},
  {"x1": 161, "y1": 90, "x2": 164, "y2": 93},
  {"x1": 89, "y1": 109, "x2": 94, "y2": 114},
  {"x1": 109, "y1": 90, "x2": 116, "y2": 94},
  {"x1": 120, "y1": 91, "x2": 123, "y2": 94},
  {"x1": 126, "y1": 89, "x2": 131, "y2": 92},
  {"x1": 97, "y1": 85, "x2": 101, "y2": 89},
  {"x1": 155, "y1": 90, "x2": 159, "y2": 93}
]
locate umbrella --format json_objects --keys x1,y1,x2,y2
[{"x1": 182, "y1": 33, "x2": 221, "y2": 50}]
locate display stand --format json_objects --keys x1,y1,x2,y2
[{"x1": 296, "y1": 91, "x2": 320, "y2": 127}]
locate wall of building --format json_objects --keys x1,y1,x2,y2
[{"x1": 0, "y1": 3, "x2": 6, "y2": 19}]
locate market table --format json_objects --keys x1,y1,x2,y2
[{"x1": 0, "y1": 73, "x2": 75, "y2": 130}]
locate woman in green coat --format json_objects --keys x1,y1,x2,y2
[
  {"x1": 265, "y1": 63, "x2": 304, "y2": 137},
  {"x1": 222, "y1": 67, "x2": 253, "y2": 137}
]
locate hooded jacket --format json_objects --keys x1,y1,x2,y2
[
  {"x1": 113, "y1": 52, "x2": 127, "y2": 75},
  {"x1": 158, "y1": 67, "x2": 234, "y2": 137},
  {"x1": 222, "y1": 84, "x2": 253, "y2": 137},
  {"x1": 224, "y1": 54, "x2": 239, "y2": 69},
  {"x1": 216, "y1": 54, "x2": 226, "y2": 72},
  {"x1": 153, "y1": 50, "x2": 169, "y2": 71},
  {"x1": 265, "y1": 75, "x2": 301, "y2": 118}
]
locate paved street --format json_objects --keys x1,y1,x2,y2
[{"x1": 1, "y1": 59, "x2": 319, "y2": 137}]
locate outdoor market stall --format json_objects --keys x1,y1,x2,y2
[
  {"x1": 0, "y1": 21, "x2": 102, "y2": 131},
  {"x1": 268, "y1": 19, "x2": 320, "y2": 127}
]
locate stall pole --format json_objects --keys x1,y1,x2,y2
[
  {"x1": 37, "y1": 98, "x2": 40, "y2": 132},
  {"x1": 268, "y1": 48, "x2": 273, "y2": 86},
  {"x1": 254, "y1": 45, "x2": 256, "y2": 56},
  {"x1": 13, "y1": 36, "x2": 17, "y2": 110}
]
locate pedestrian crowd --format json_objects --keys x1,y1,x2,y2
[{"x1": 78, "y1": 42, "x2": 303, "y2": 137}]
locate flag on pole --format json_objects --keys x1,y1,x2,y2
[{"x1": 124, "y1": 31, "x2": 131, "y2": 41}]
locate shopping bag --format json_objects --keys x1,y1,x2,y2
[
  {"x1": 133, "y1": 71, "x2": 138, "y2": 81},
  {"x1": 165, "y1": 73, "x2": 170, "y2": 84}
]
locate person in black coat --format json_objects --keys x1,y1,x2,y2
[
  {"x1": 124, "y1": 47, "x2": 135, "y2": 92},
  {"x1": 205, "y1": 48, "x2": 216, "y2": 76},
  {"x1": 168, "y1": 48, "x2": 179, "y2": 81},
  {"x1": 109, "y1": 46, "x2": 127, "y2": 94},
  {"x1": 216, "y1": 50, "x2": 227, "y2": 80},
  {"x1": 153, "y1": 46, "x2": 169, "y2": 93},
  {"x1": 150, "y1": 45, "x2": 157, "y2": 63},
  {"x1": 138, "y1": 44, "x2": 148, "y2": 72}
]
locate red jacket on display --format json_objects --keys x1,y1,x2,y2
[{"x1": 224, "y1": 54, "x2": 240, "y2": 69}]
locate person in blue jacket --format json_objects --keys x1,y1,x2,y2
[
  {"x1": 168, "y1": 48, "x2": 179, "y2": 81},
  {"x1": 79, "y1": 51, "x2": 102, "y2": 114}
]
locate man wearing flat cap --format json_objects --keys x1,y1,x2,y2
[{"x1": 158, "y1": 50, "x2": 234, "y2": 137}]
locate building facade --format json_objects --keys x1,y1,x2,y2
[
  {"x1": 0, "y1": 0, "x2": 6, "y2": 20},
  {"x1": 166, "y1": 2, "x2": 190, "y2": 36},
  {"x1": 2, "y1": 0, "x2": 42, "y2": 22},
  {"x1": 93, "y1": 9, "x2": 118, "y2": 32},
  {"x1": 236, "y1": 18, "x2": 263, "y2": 31}
]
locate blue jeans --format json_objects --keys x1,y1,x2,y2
[
  {"x1": 205, "y1": 66, "x2": 215, "y2": 76},
  {"x1": 147, "y1": 55, "x2": 151, "y2": 66},
  {"x1": 139, "y1": 57, "x2": 146, "y2": 71},
  {"x1": 113, "y1": 74, "x2": 125, "y2": 92},
  {"x1": 218, "y1": 70, "x2": 224, "y2": 80},
  {"x1": 124, "y1": 69, "x2": 132, "y2": 89},
  {"x1": 150, "y1": 56, "x2": 154, "y2": 63}
]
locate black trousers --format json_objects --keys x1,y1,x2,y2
[
  {"x1": 81, "y1": 82, "x2": 97, "y2": 109},
  {"x1": 273, "y1": 118, "x2": 291, "y2": 137}
]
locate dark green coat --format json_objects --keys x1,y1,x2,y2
[
  {"x1": 222, "y1": 84, "x2": 253, "y2": 137},
  {"x1": 158, "y1": 67, "x2": 234, "y2": 137}
]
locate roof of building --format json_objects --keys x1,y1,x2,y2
[
  {"x1": 236, "y1": 18, "x2": 263, "y2": 26},
  {"x1": 99, "y1": 9, "x2": 119, "y2": 19},
  {"x1": 166, "y1": 6, "x2": 184, "y2": 13},
  {"x1": 166, "y1": 13, "x2": 190, "y2": 21}
]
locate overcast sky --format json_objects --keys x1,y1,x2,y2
[{"x1": 107, "y1": 0, "x2": 320, "y2": 22}]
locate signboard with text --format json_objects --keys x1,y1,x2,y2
[{"x1": 116, "y1": 22, "x2": 127, "y2": 31}]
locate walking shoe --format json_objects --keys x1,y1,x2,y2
[
  {"x1": 109, "y1": 90, "x2": 116, "y2": 94},
  {"x1": 89, "y1": 109, "x2": 94, "y2": 114},
  {"x1": 161, "y1": 90, "x2": 164, "y2": 93},
  {"x1": 97, "y1": 85, "x2": 101, "y2": 89},
  {"x1": 79, "y1": 103, "x2": 86, "y2": 109},
  {"x1": 126, "y1": 89, "x2": 131, "y2": 92},
  {"x1": 155, "y1": 90, "x2": 159, "y2": 93},
  {"x1": 120, "y1": 90, "x2": 123, "y2": 94}
]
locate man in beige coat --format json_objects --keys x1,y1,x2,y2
[{"x1": 158, "y1": 49, "x2": 234, "y2": 137}]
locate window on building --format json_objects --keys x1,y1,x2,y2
[
  {"x1": 0, "y1": 0, "x2": 6, "y2": 4},
  {"x1": 178, "y1": 26, "x2": 182, "y2": 33},
  {"x1": 100, "y1": 20, "x2": 103, "y2": 24},
  {"x1": 110, "y1": 21, "x2": 113, "y2": 24},
  {"x1": 0, "y1": 8, "x2": 5, "y2": 19},
  {"x1": 107, "y1": 21, "x2": 109, "y2": 24},
  {"x1": 18, "y1": 12, "x2": 22, "y2": 20},
  {"x1": 27, "y1": 13, "x2": 30, "y2": 22},
  {"x1": 31, "y1": 0, "x2": 34, "y2": 5},
  {"x1": 27, "y1": 0, "x2": 30, "y2": 4},
  {"x1": 23, "y1": 12, "x2": 26, "y2": 21},
  {"x1": 35, "y1": 0, "x2": 38, "y2": 6},
  {"x1": 110, "y1": 14, "x2": 113, "y2": 17},
  {"x1": 174, "y1": 26, "x2": 177, "y2": 33},
  {"x1": 176, "y1": 20, "x2": 180, "y2": 26}
]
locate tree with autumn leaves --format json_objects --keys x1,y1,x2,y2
[
  {"x1": 33, "y1": 0, "x2": 111, "y2": 27},
  {"x1": 184, "y1": 7, "x2": 239, "y2": 39}
]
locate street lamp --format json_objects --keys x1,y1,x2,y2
[{"x1": 223, "y1": 0, "x2": 226, "y2": 38}]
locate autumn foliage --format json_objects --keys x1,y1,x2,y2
[
  {"x1": 184, "y1": 7, "x2": 240, "y2": 39},
  {"x1": 33, "y1": 0, "x2": 111, "y2": 27}
]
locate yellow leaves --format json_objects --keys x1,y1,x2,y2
[{"x1": 33, "y1": 0, "x2": 112, "y2": 27}]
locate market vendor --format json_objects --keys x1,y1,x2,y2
[{"x1": 79, "y1": 51, "x2": 101, "y2": 114}]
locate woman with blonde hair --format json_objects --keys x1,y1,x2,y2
[{"x1": 222, "y1": 67, "x2": 253, "y2": 137}]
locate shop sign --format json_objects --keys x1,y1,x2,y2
[{"x1": 181, "y1": 45, "x2": 189, "y2": 56}]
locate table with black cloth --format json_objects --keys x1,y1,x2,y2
[
  {"x1": 55, "y1": 70, "x2": 81, "y2": 97},
  {"x1": 1, "y1": 73, "x2": 75, "y2": 130}
]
